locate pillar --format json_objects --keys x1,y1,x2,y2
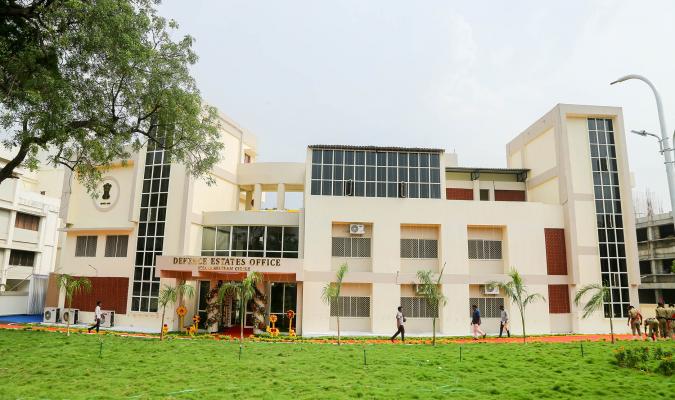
[
  {"x1": 253, "y1": 184, "x2": 262, "y2": 210},
  {"x1": 277, "y1": 183, "x2": 286, "y2": 210}
]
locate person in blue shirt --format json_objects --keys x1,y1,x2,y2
[{"x1": 471, "y1": 304, "x2": 486, "y2": 340}]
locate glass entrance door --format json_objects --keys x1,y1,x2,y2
[{"x1": 269, "y1": 283, "x2": 297, "y2": 332}]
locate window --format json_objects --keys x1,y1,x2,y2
[
  {"x1": 636, "y1": 228, "x2": 648, "y2": 242},
  {"x1": 332, "y1": 237, "x2": 371, "y2": 257},
  {"x1": 201, "y1": 226, "x2": 299, "y2": 258},
  {"x1": 9, "y1": 250, "x2": 35, "y2": 266},
  {"x1": 468, "y1": 297, "x2": 504, "y2": 318},
  {"x1": 548, "y1": 285, "x2": 570, "y2": 314},
  {"x1": 75, "y1": 236, "x2": 97, "y2": 257},
  {"x1": 132, "y1": 137, "x2": 170, "y2": 313},
  {"x1": 589, "y1": 118, "x2": 629, "y2": 318},
  {"x1": 639, "y1": 261, "x2": 652, "y2": 275},
  {"x1": 329, "y1": 296, "x2": 370, "y2": 317},
  {"x1": 659, "y1": 224, "x2": 675, "y2": 239},
  {"x1": 479, "y1": 189, "x2": 490, "y2": 201},
  {"x1": 310, "y1": 148, "x2": 442, "y2": 199},
  {"x1": 15, "y1": 212, "x2": 39, "y2": 231},
  {"x1": 105, "y1": 235, "x2": 129, "y2": 257},
  {"x1": 401, "y1": 297, "x2": 439, "y2": 318},
  {"x1": 400, "y1": 239, "x2": 438, "y2": 258},
  {"x1": 638, "y1": 289, "x2": 656, "y2": 304},
  {"x1": 468, "y1": 239, "x2": 502, "y2": 260}
]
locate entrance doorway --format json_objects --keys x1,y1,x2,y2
[{"x1": 269, "y1": 282, "x2": 297, "y2": 332}]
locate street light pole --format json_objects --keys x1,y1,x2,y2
[{"x1": 611, "y1": 74, "x2": 675, "y2": 221}]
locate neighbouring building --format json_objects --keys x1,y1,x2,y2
[
  {"x1": 636, "y1": 212, "x2": 675, "y2": 310},
  {"x1": 0, "y1": 149, "x2": 62, "y2": 316},
  {"x1": 47, "y1": 104, "x2": 641, "y2": 336}
]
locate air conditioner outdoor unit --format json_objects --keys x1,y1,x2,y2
[
  {"x1": 43, "y1": 307, "x2": 60, "y2": 323},
  {"x1": 99, "y1": 310, "x2": 115, "y2": 328},
  {"x1": 349, "y1": 224, "x2": 365, "y2": 235},
  {"x1": 62, "y1": 308, "x2": 79, "y2": 325},
  {"x1": 482, "y1": 284, "x2": 500, "y2": 295}
]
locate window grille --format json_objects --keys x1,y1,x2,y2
[
  {"x1": 467, "y1": 240, "x2": 502, "y2": 260},
  {"x1": 401, "y1": 297, "x2": 439, "y2": 318},
  {"x1": 332, "y1": 237, "x2": 371, "y2": 257},
  {"x1": 400, "y1": 239, "x2": 438, "y2": 258},
  {"x1": 75, "y1": 236, "x2": 97, "y2": 257},
  {"x1": 330, "y1": 296, "x2": 371, "y2": 317},
  {"x1": 468, "y1": 297, "x2": 504, "y2": 318},
  {"x1": 105, "y1": 235, "x2": 129, "y2": 257},
  {"x1": 9, "y1": 250, "x2": 35, "y2": 266}
]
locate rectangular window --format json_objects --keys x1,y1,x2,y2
[
  {"x1": 331, "y1": 237, "x2": 371, "y2": 258},
  {"x1": 201, "y1": 226, "x2": 299, "y2": 258},
  {"x1": 15, "y1": 212, "x2": 39, "y2": 231},
  {"x1": 400, "y1": 239, "x2": 438, "y2": 258},
  {"x1": 329, "y1": 296, "x2": 370, "y2": 317},
  {"x1": 400, "y1": 296, "x2": 439, "y2": 318},
  {"x1": 75, "y1": 236, "x2": 97, "y2": 257},
  {"x1": 467, "y1": 239, "x2": 502, "y2": 260},
  {"x1": 479, "y1": 189, "x2": 490, "y2": 201},
  {"x1": 9, "y1": 250, "x2": 35, "y2": 266},
  {"x1": 310, "y1": 148, "x2": 442, "y2": 199},
  {"x1": 468, "y1": 297, "x2": 504, "y2": 318},
  {"x1": 105, "y1": 235, "x2": 129, "y2": 257}
]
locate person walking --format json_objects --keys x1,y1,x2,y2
[
  {"x1": 499, "y1": 305, "x2": 510, "y2": 338},
  {"x1": 390, "y1": 306, "x2": 405, "y2": 343},
  {"x1": 471, "y1": 304, "x2": 486, "y2": 340},
  {"x1": 88, "y1": 301, "x2": 102, "y2": 334},
  {"x1": 655, "y1": 302, "x2": 669, "y2": 338},
  {"x1": 626, "y1": 305, "x2": 642, "y2": 338}
]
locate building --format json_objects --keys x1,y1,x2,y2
[
  {"x1": 0, "y1": 149, "x2": 62, "y2": 316},
  {"x1": 636, "y1": 212, "x2": 675, "y2": 308},
  {"x1": 48, "y1": 104, "x2": 640, "y2": 336}
]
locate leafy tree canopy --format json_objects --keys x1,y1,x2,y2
[{"x1": 0, "y1": 0, "x2": 223, "y2": 193}]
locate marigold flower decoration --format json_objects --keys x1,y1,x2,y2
[
  {"x1": 269, "y1": 314, "x2": 278, "y2": 324},
  {"x1": 176, "y1": 305, "x2": 187, "y2": 317},
  {"x1": 286, "y1": 310, "x2": 295, "y2": 319},
  {"x1": 162, "y1": 324, "x2": 169, "y2": 334},
  {"x1": 192, "y1": 315, "x2": 200, "y2": 324},
  {"x1": 188, "y1": 325, "x2": 196, "y2": 336}
]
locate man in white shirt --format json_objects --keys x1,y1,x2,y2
[
  {"x1": 88, "y1": 301, "x2": 102, "y2": 334},
  {"x1": 390, "y1": 306, "x2": 405, "y2": 343},
  {"x1": 499, "y1": 305, "x2": 510, "y2": 338}
]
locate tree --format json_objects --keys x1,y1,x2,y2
[
  {"x1": 573, "y1": 283, "x2": 615, "y2": 344},
  {"x1": 488, "y1": 268, "x2": 545, "y2": 343},
  {"x1": 416, "y1": 265, "x2": 446, "y2": 346},
  {"x1": 56, "y1": 274, "x2": 91, "y2": 336},
  {"x1": 218, "y1": 272, "x2": 262, "y2": 343},
  {"x1": 321, "y1": 263, "x2": 348, "y2": 345},
  {"x1": 158, "y1": 282, "x2": 194, "y2": 341},
  {"x1": 0, "y1": 0, "x2": 223, "y2": 193}
]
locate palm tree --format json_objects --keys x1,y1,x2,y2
[
  {"x1": 57, "y1": 274, "x2": 92, "y2": 336},
  {"x1": 416, "y1": 265, "x2": 446, "y2": 346},
  {"x1": 321, "y1": 263, "x2": 348, "y2": 345},
  {"x1": 158, "y1": 282, "x2": 195, "y2": 340},
  {"x1": 488, "y1": 268, "x2": 545, "y2": 343},
  {"x1": 573, "y1": 283, "x2": 615, "y2": 344},
  {"x1": 218, "y1": 272, "x2": 262, "y2": 343}
]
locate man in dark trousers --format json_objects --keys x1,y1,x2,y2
[
  {"x1": 391, "y1": 306, "x2": 405, "y2": 343},
  {"x1": 88, "y1": 301, "x2": 102, "y2": 334},
  {"x1": 499, "y1": 305, "x2": 510, "y2": 338}
]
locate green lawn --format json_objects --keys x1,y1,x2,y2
[{"x1": 1, "y1": 330, "x2": 673, "y2": 399}]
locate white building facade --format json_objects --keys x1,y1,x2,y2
[
  {"x1": 49, "y1": 104, "x2": 640, "y2": 336},
  {"x1": 0, "y1": 150, "x2": 61, "y2": 316}
]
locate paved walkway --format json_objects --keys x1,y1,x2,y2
[{"x1": 0, "y1": 322, "x2": 645, "y2": 344}]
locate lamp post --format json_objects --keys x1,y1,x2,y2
[{"x1": 611, "y1": 75, "x2": 675, "y2": 222}]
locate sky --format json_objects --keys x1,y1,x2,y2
[{"x1": 159, "y1": 0, "x2": 675, "y2": 214}]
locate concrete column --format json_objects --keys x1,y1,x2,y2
[
  {"x1": 244, "y1": 191, "x2": 253, "y2": 211},
  {"x1": 0, "y1": 249, "x2": 8, "y2": 291},
  {"x1": 253, "y1": 184, "x2": 262, "y2": 210},
  {"x1": 276, "y1": 183, "x2": 286, "y2": 210},
  {"x1": 371, "y1": 283, "x2": 400, "y2": 335},
  {"x1": 472, "y1": 179, "x2": 480, "y2": 201}
]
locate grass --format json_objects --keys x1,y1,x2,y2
[{"x1": 1, "y1": 330, "x2": 674, "y2": 399}]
